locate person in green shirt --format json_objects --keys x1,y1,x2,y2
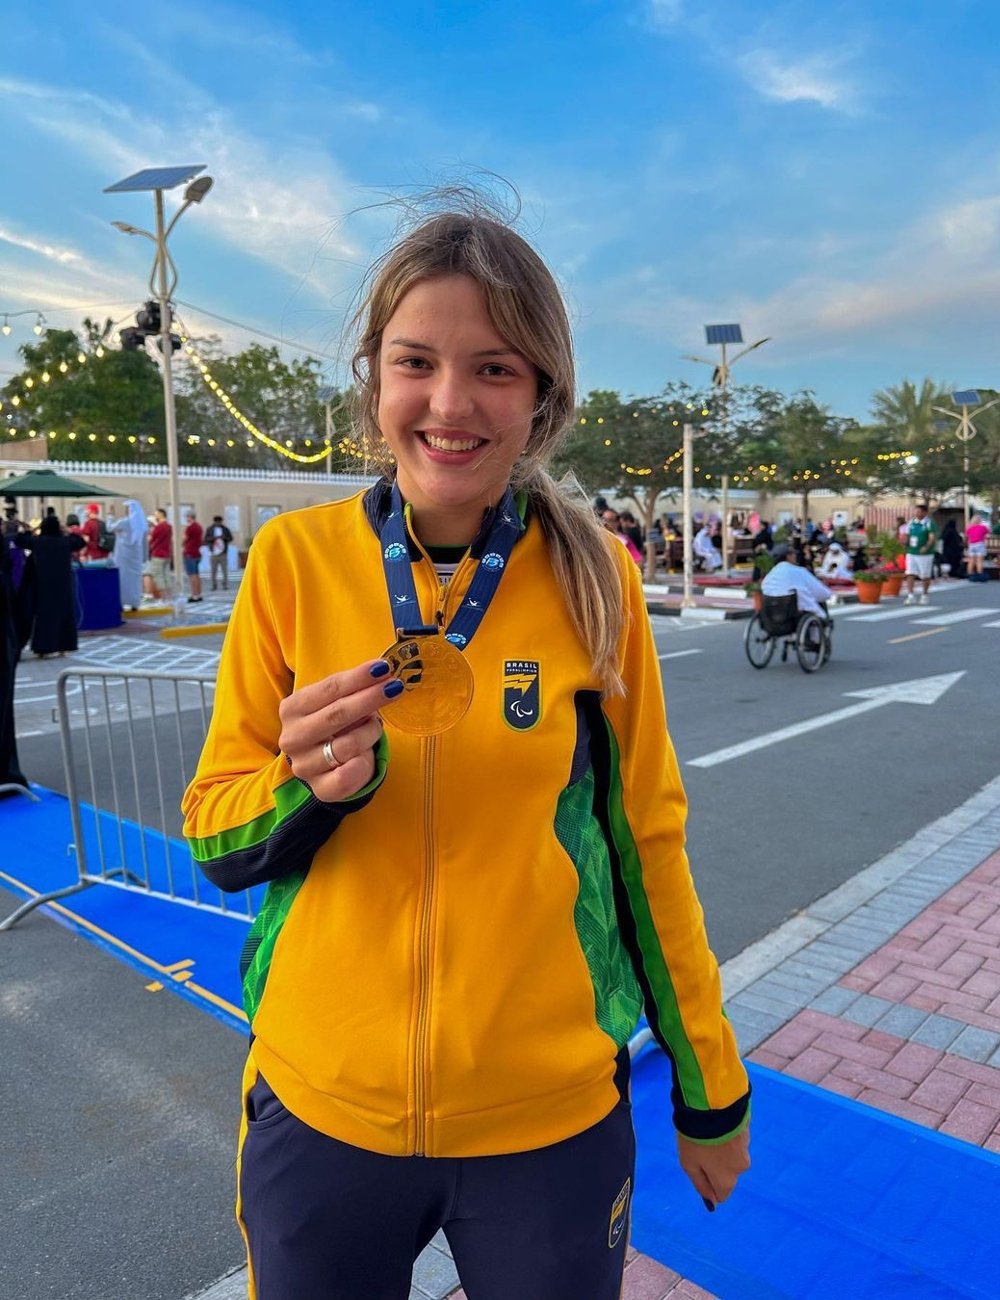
[{"x1": 903, "y1": 502, "x2": 938, "y2": 605}]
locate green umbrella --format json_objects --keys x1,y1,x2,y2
[{"x1": 1, "y1": 468, "x2": 122, "y2": 498}]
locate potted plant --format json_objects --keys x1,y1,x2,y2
[
  {"x1": 854, "y1": 569, "x2": 884, "y2": 604},
  {"x1": 873, "y1": 529, "x2": 906, "y2": 574},
  {"x1": 745, "y1": 550, "x2": 776, "y2": 611},
  {"x1": 879, "y1": 565, "x2": 904, "y2": 597}
]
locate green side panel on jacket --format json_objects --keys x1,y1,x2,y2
[
  {"x1": 187, "y1": 777, "x2": 314, "y2": 864},
  {"x1": 602, "y1": 719, "x2": 710, "y2": 1111},
  {"x1": 240, "y1": 870, "x2": 306, "y2": 1022},
  {"x1": 555, "y1": 768, "x2": 644, "y2": 1047}
]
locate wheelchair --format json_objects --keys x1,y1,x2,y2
[{"x1": 744, "y1": 593, "x2": 832, "y2": 673}]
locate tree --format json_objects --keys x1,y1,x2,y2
[
  {"x1": 553, "y1": 385, "x2": 713, "y2": 533},
  {"x1": 1, "y1": 320, "x2": 359, "y2": 472},
  {"x1": 174, "y1": 341, "x2": 336, "y2": 472},
  {"x1": 1, "y1": 323, "x2": 164, "y2": 462},
  {"x1": 760, "y1": 392, "x2": 866, "y2": 520},
  {"x1": 867, "y1": 378, "x2": 954, "y2": 501}
]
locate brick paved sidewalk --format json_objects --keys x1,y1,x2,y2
[
  {"x1": 723, "y1": 773, "x2": 1000, "y2": 1159},
  {"x1": 749, "y1": 849, "x2": 1000, "y2": 1150}
]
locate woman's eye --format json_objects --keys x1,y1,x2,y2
[
  {"x1": 481, "y1": 363, "x2": 513, "y2": 377},
  {"x1": 396, "y1": 356, "x2": 430, "y2": 370}
]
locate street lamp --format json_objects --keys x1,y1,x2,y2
[
  {"x1": 931, "y1": 390, "x2": 1000, "y2": 535},
  {"x1": 683, "y1": 323, "x2": 770, "y2": 577},
  {"x1": 317, "y1": 386, "x2": 339, "y2": 477},
  {"x1": 105, "y1": 165, "x2": 213, "y2": 596}
]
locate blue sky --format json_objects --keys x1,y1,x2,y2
[{"x1": 2, "y1": 0, "x2": 999, "y2": 423}]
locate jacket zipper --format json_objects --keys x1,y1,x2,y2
[
  {"x1": 411, "y1": 552, "x2": 475, "y2": 1155},
  {"x1": 413, "y1": 733, "x2": 436, "y2": 1154}
]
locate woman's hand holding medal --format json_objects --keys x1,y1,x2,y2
[{"x1": 278, "y1": 659, "x2": 401, "y2": 802}]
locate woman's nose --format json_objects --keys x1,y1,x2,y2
[{"x1": 429, "y1": 371, "x2": 475, "y2": 423}]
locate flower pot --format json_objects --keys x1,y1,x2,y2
[
  {"x1": 881, "y1": 573, "x2": 904, "y2": 597},
  {"x1": 855, "y1": 580, "x2": 883, "y2": 604}
]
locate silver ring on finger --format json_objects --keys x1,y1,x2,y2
[{"x1": 321, "y1": 738, "x2": 340, "y2": 771}]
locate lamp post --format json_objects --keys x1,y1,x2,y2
[
  {"x1": 681, "y1": 423, "x2": 697, "y2": 607},
  {"x1": 683, "y1": 324, "x2": 769, "y2": 573},
  {"x1": 931, "y1": 390, "x2": 1000, "y2": 535},
  {"x1": 105, "y1": 165, "x2": 213, "y2": 596},
  {"x1": 317, "y1": 386, "x2": 339, "y2": 477}
]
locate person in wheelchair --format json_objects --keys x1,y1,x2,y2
[{"x1": 761, "y1": 543, "x2": 833, "y2": 625}]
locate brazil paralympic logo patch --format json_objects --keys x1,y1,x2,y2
[
  {"x1": 608, "y1": 1177, "x2": 630, "y2": 1248},
  {"x1": 503, "y1": 660, "x2": 540, "y2": 731}
]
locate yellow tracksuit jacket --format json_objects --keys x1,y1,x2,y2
[{"x1": 182, "y1": 486, "x2": 749, "y2": 1157}]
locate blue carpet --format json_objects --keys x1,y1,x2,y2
[
  {"x1": 629, "y1": 1042, "x2": 1000, "y2": 1298},
  {"x1": 1, "y1": 785, "x2": 250, "y2": 1032},
  {"x1": 5, "y1": 785, "x2": 1000, "y2": 1297}
]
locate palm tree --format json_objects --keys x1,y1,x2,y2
[{"x1": 869, "y1": 378, "x2": 952, "y2": 499}]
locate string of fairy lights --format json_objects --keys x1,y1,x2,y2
[
  {"x1": 0, "y1": 340, "x2": 969, "y2": 479},
  {"x1": 579, "y1": 413, "x2": 959, "y2": 484}
]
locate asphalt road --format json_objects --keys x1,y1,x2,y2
[
  {"x1": 0, "y1": 884, "x2": 247, "y2": 1300},
  {"x1": 667, "y1": 581, "x2": 1000, "y2": 958}
]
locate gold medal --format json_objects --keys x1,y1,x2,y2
[{"x1": 380, "y1": 629, "x2": 474, "y2": 735}]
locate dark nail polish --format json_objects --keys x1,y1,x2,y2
[
  {"x1": 702, "y1": 1197, "x2": 716, "y2": 1213},
  {"x1": 369, "y1": 660, "x2": 391, "y2": 678},
  {"x1": 382, "y1": 679, "x2": 404, "y2": 699}
]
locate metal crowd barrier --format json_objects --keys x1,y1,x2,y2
[{"x1": 0, "y1": 666, "x2": 259, "y2": 930}]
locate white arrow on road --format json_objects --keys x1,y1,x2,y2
[{"x1": 687, "y1": 672, "x2": 965, "y2": 769}]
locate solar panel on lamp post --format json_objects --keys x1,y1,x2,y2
[
  {"x1": 681, "y1": 323, "x2": 770, "y2": 593},
  {"x1": 932, "y1": 390, "x2": 1000, "y2": 535},
  {"x1": 105, "y1": 165, "x2": 213, "y2": 602}
]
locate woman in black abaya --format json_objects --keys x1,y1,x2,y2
[
  {"x1": 0, "y1": 527, "x2": 28, "y2": 792},
  {"x1": 16, "y1": 515, "x2": 85, "y2": 657}
]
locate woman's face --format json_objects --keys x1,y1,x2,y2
[{"x1": 376, "y1": 274, "x2": 538, "y2": 544}]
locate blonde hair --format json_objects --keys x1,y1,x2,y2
[{"x1": 349, "y1": 208, "x2": 625, "y2": 694}]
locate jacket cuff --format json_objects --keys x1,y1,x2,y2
[{"x1": 672, "y1": 1085, "x2": 751, "y2": 1145}]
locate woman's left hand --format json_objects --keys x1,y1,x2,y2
[{"x1": 676, "y1": 1126, "x2": 751, "y2": 1207}]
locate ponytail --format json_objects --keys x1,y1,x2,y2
[{"x1": 516, "y1": 464, "x2": 626, "y2": 697}]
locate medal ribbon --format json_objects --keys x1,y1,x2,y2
[{"x1": 379, "y1": 482, "x2": 523, "y2": 650}]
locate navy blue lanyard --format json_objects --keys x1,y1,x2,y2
[{"x1": 380, "y1": 482, "x2": 523, "y2": 649}]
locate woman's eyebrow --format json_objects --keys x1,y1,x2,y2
[{"x1": 386, "y1": 337, "x2": 523, "y2": 359}]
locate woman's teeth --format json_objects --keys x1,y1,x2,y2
[{"x1": 422, "y1": 433, "x2": 484, "y2": 453}]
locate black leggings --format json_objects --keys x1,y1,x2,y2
[{"x1": 239, "y1": 1073, "x2": 636, "y2": 1300}]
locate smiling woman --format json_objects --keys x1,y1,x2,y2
[{"x1": 181, "y1": 194, "x2": 750, "y2": 1300}]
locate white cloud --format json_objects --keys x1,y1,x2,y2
[
  {"x1": 937, "y1": 196, "x2": 1000, "y2": 258},
  {"x1": 737, "y1": 48, "x2": 860, "y2": 112},
  {"x1": 0, "y1": 226, "x2": 90, "y2": 269},
  {"x1": 647, "y1": 0, "x2": 685, "y2": 28},
  {"x1": 0, "y1": 72, "x2": 367, "y2": 305},
  {"x1": 587, "y1": 181, "x2": 1000, "y2": 374}
]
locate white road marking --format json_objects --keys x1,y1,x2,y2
[
  {"x1": 687, "y1": 672, "x2": 965, "y2": 769},
  {"x1": 843, "y1": 605, "x2": 941, "y2": 622},
  {"x1": 912, "y1": 608, "x2": 995, "y2": 626},
  {"x1": 658, "y1": 649, "x2": 703, "y2": 661}
]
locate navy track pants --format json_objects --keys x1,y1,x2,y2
[{"x1": 239, "y1": 1070, "x2": 636, "y2": 1300}]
